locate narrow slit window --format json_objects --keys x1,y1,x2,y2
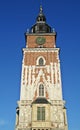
[{"x1": 39, "y1": 84, "x2": 44, "y2": 96}]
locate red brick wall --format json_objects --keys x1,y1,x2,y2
[
  {"x1": 24, "y1": 51, "x2": 58, "y2": 66},
  {"x1": 26, "y1": 35, "x2": 56, "y2": 48}
]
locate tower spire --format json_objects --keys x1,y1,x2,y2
[
  {"x1": 30, "y1": 6, "x2": 52, "y2": 33},
  {"x1": 40, "y1": 5, "x2": 43, "y2": 14}
]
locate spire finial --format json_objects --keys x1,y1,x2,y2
[{"x1": 40, "y1": 5, "x2": 43, "y2": 14}]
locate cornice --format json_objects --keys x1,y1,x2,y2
[
  {"x1": 25, "y1": 32, "x2": 56, "y2": 36},
  {"x1": 23, "y1": 48, "x2": 60, "y2": 52}
]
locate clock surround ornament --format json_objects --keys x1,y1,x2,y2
[{"x1": 36, "y1": 37, "x2": 46, "y2": 45}]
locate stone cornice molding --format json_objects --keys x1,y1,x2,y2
[{"x1": 23, "y1": 48, "x2": 60, "y2": 53}]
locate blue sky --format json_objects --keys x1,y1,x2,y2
[{"x1": 0, "y1": 0, "x2": 80, "y2": 130}]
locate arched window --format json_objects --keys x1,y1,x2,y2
[
  {"x1": 39, "y1": 84, "x2": 44, "y2": 96},
  {"x1": 39, "y1": 58, "x2": 44, "y2": 66},
  {"x1": 36, "y1": 56, "x2": 46, "y2": 66}
]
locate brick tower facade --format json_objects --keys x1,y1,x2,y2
[{"x1": 15, "y1": 6, "x2": 68, "y2": 130}]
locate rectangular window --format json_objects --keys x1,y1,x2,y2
[{"x1": 37, "y1": 107, "x2": 45, "y2": 120}]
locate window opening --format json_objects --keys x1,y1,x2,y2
[
  {"x1": 39, "y1": 84, "x2": 44, "y2": 96},
  {"x1": 39, "y1": 58, "x2": 44, "y2": 66},
  {"x1": 37, "y1": 107, "x2": 45, "y2": 120}
]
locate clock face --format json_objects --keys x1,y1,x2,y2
[{"x1": 36, "y1": 37, "x2": 46, "y2": 45}]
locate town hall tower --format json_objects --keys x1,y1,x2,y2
[{"x1": 15, "y1": 6, "x2": 68, "y2": 130}]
